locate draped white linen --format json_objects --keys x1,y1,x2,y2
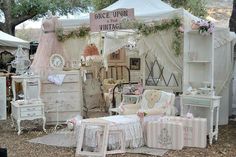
[{"x1": 137, "y1": 30, "x2": 183, "y2": 75}]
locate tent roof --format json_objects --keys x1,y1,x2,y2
[
  {"x1": 0, "y1": 31, "x2": 30, "y2": 49},
  {"x1": 59, "y1": 0, "x2": 176, "y2": 28},
  {"x1": 103, "y1": 0, "x2": 175, "y2": 16}
]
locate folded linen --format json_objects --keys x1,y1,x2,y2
[{"x1": 48, "y1": 74, "x2": 66, "y2": 85}]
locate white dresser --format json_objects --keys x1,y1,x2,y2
[
  {"x1": 11, "y1": 75, "x2": 46, "y2": 135},
  {"x1": 11, "y1": 101, "x2": 46, "y2": 135},
  {"x1": 41, "y1": 70, "x2": 83, "y2": 124}
]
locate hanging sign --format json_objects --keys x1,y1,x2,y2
[{"x1": 90, "y1": 8, "x2": 134, "y2": 32}]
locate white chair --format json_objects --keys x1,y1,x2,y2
[{"x1": 120, "y1": 90, "x2": 176, "y2": 116}]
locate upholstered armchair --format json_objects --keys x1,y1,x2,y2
[{"x1": 120, "y1": 90, "x2": 176, "y2": 116}]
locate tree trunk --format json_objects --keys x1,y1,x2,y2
[
  {"x1": 0, "y1": 0, "x2": 31, "y2": 36},
  {"x1": 229, "y1": 1, "x2": 236, "y2": 32},
  {"x1": 1, "y1": 23, "x2": 15, "y2": 36},
  {"x1": 0, "y1": 0, "x2": 15, "y2": 35}
]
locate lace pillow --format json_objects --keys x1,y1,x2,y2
[{"x1": 143, "y1": 90, "x2": 161, "y2": 109}]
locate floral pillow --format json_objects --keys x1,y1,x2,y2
[{"x1": 144, "y1": 90, "x2": 161, "y2": 108}]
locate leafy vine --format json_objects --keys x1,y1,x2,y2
[
  {"x1": 55, "y1": 17, "x2": 183, "y2": 56},
  {"x1": 121, "y1": 17, "x2": 183, "y2": 56},
  {"x1": 56, "y1": 26, "x2": 90, "y2": 42}
]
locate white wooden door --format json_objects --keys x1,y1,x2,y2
[
  {"x1": 0, "y1": 77, "x2": 6, "y2": 120},
  {"x1": 232, "y1": 63, "x2": 236, "y2": 115}
]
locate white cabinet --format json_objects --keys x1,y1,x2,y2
[
  {"x1": 11, "y1": 101, "x2": 46, "y2": 135},
  {"x1": 183, "y1": 30, "x2": 214, "y2": 92},
  {"x1": 182, "y1": 30, "x2": 221, "y2": 144},
  {"x1": 41, "y1": 70, "x2": 83, "y2": 124}
]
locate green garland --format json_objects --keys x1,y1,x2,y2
[
  {"x1": 56, "y1": 17, "x2": 183, "y2": 56},
  {"x1": 121, "y1": 17, "x2": 183, "y2": 56},
  {"x1": 56, "y1": 26, "x2": 90, "y2": 42}
]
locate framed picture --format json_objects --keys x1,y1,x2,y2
[
  {"x1": 85, "y1": 72, "x2": 93, "y2": 80},
  {"x1": 130, "y1": 58, "x2": 141, "y2": 70},
  {"x1": 108, "y1": 48, "x2": 126, "y2": 64}
]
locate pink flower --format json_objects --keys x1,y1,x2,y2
[{"x1": 192, "y1": 19, "x2": 215, "y2": 35}]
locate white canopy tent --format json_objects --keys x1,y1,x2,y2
[
  {"x1": 60, "y1": 0, "x2": 183, "y2": 27},
  {"x1": 59, "y1": 0, "x2": 235, "y2": 125},
  {"x1": 0, "y1": 31, "x2": 30, "y2": 49},
  {"x1": 59, "y1": 0, "x2": 197, "y2": 70}
]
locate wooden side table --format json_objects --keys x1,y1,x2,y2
[
  {"x1": 180, "y1": 94, "x2": 221, "y2": 145},
  {"x1": 11, "y1": 101, "x2": 46, "y2": 135}
]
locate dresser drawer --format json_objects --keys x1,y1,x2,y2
[
  {"x1": 20, "y1": 106, "x2": 42, "y2": 112},
  {"x1": 41, "y1": 82, "x2": 81, "y2": 93},
  {"x1": 64, "y1": 74, "x2": 80, "y2": 82},
  {"x1": 42, "y1": 74, "x2": 80, "y2": 83},
  {"x1": 44, "y1": 99, "x2": 81, "y2": 112},
  {"x1": 20, "y1": 110, "x2": 42, "y2": 118},
  {"x1": 45, "y1": 111, "x2": 81, "y2": 124},
  {"x1": 42, "y1": 92, "x2": 82, "y2": 112},
  {"x1": 41, "y1": 92, "x2": 80, "y2": 103},
  {"x1": 183, "y1": 97, "x2": 211, "y2": 107}
]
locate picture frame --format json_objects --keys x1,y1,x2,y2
[
  {"x1": 76, "y1": 121, "x2": 109, "y2": 157},
  {"x1": 24, "y1": 78, "x2": 41, "y2": 101},
  {"x1": 85, "y1": 72, "x2": 93, "y2": 80},
  {"x1": 130, "y1": 58, "x2": 141, "y2": 70},
  {"x1": 108, "y1": 48, "x2": 126, "y2": 64}
]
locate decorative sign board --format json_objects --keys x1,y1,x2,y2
[
  {"x1": 0, "y1": 77, "x2": 6, "y2": 120},
  {"x1": 90, "y1": 8, "x2": 134, "y2": 32}
]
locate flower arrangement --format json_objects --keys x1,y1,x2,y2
[
  {"x1": 137, "y1": 110, "x2": 147, "y2": 118},
  {"x1": 192, "y1": 20, "x2": 215, "y2": 35}
]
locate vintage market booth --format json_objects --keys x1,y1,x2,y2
[
  {"x1": 58, "y1": 0, "x2": 235, "y2": 125},
  {"x1": 2, "y1": 0, "x2": 236, "y2": 155},
  {"x1": 56, "y1": 0, "x2": 236, "y2": 154}
]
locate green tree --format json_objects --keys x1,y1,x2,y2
[
  {"x1": 90, "y1": 0, "x2": 117, "y2": 11},
  {"x1": 163, "y1": 0, "x2": 207, "y2": 18},
  {"x1": 0, "y1": 0, "x2": 88, "y2": 35},
  {"x1": 229, "y1": 0, "x2": 236, "y2": 32}
]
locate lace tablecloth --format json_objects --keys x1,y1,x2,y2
[{"x1": 75, "y1": 115, "x2": 145, "y2": 149}]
